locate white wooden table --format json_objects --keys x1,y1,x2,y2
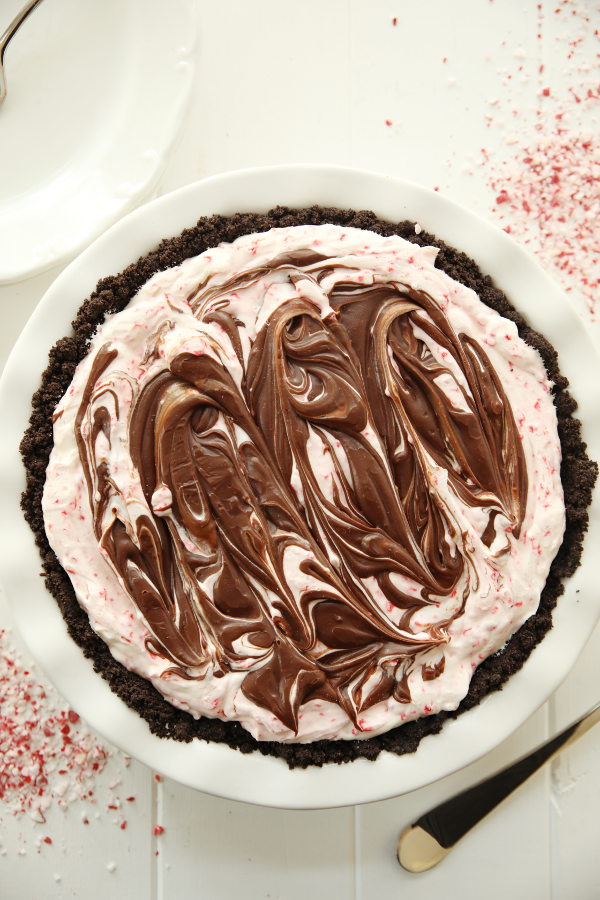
[{"x1": 1, "y1": 2, "x2": 599, "y2": 897}]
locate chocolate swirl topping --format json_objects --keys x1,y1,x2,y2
[{"x1": 72, "y1": 237, "x2": 528, "y2": 735}]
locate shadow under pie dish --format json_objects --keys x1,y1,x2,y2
[{"x1": 5, "y1": 168, "x2": 600, "y2": 806}]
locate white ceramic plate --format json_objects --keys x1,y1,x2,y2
[
  {"x1": 1, "y1": 164, "x2": 599, "y2": 809},
  {"x1": 0, "y1": 0, "x2": 195, "y2": 284}
]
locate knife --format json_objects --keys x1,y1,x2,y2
[{"x1": 397, "y1": 700, "x2": 600, "y2": 873}]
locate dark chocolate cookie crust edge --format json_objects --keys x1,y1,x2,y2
[{"x1": 20, "y1": 205, "x2": 598, "y2": 769}]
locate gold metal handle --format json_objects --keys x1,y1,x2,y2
[{"x1": 0, "y1": 0, "x2": 46, "y2": 107}]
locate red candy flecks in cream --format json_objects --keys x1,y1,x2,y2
[{"x1": 42, "y1": 225, "x2": 565, "y2": 742}]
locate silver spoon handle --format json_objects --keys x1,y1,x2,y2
[
  {"x1": 397, "y1": 700, "x2": 600, "y2": 873},
  {"x1": 1, "y1": 0, "x2": 45, "y2": 58}
]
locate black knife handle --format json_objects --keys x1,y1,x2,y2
[{"x1": 416, "y1": 722, "x2": 578, "y2": 849}]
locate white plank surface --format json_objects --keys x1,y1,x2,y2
[
  {"x1": 357, "y1": 712, "x2": 553, "y2": 900},
  {"x1": 1, "y1": 1, "x2": 599, "y2": 897},
  {"x1": 158, "y1": 786, "x2": 356, "y2": 900}
]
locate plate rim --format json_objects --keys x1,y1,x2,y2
[{"x1": 0, "y1": 0, "x2": 196, "y2": 285}]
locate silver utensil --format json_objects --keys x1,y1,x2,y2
[
  {"x1": 397, "y1": 700, "x2": 600, "y2": 873},
  {"x1": 0, "y1": 0, "x2": 45, "y2": 107}
]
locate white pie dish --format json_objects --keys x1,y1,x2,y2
[{"x1": 0, "y1": 164, "x2": 599, "y2": 809}]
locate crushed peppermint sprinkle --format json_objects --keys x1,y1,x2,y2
[
  {"x1": 0, "y1": 627, "x2": 111, "y2": 821},
  {"x1": 488, "y1": 128, "x2": 600, "y2": 318},
  {"x1": 475, "y1": 2, "x2": 600, "y2": 319}
]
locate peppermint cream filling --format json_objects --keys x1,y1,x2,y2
[{"x1": 42, "y1": 224, "x2": 565, "y2": 742}]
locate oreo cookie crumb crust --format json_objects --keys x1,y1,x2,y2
[{"x1": 20, "y1": 206, "x2": 598, "y2": 768}]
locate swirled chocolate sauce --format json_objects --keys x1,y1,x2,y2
[{"x1": 40, "y1": 223, "x2": 568, "y2": 743}]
